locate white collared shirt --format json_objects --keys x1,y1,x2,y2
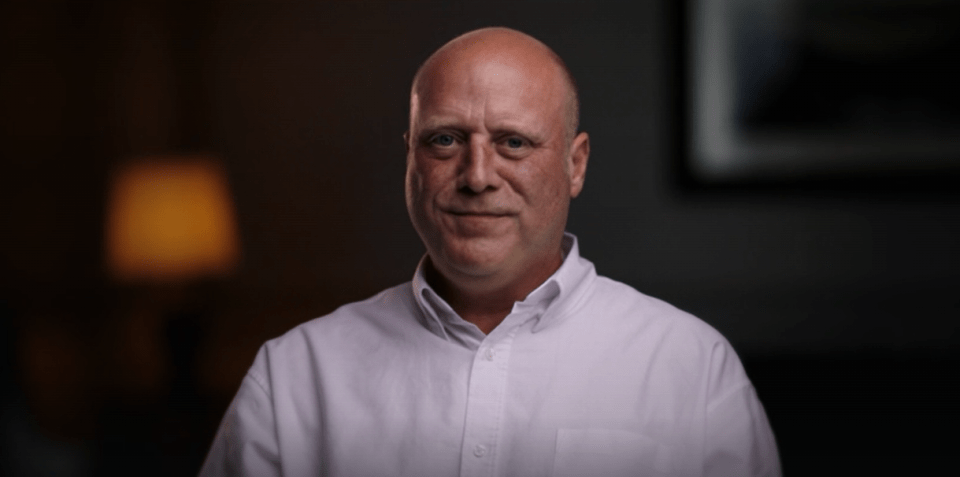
[{"x1": 200, "y1": 234, "x2": 780, "y2": 477}]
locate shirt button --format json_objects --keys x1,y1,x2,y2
[
  {"x1": 483, "y1": 348, "x2": 495, "y2": 361},
  {"x1": 473, "y1": 445, "x2": 488, "y2": 457}
]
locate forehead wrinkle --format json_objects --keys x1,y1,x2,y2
[
  {"x1": 410, "y1": 28, "x2": 579, "y2": 141},
  {"x1": 413, "y1": 97, "x2": 486, "y2": 132},
  {"x1": 414, "y1": 74, "x2": 489, "y2": 130},
  {"x1": 411, "y1": 30, "x2": 572, "y2": 148},
  {"x1": 415, "y1": 94, "x2": 552, "y2": 143}
]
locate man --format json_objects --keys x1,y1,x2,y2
[{"x1": 200, "y1": 27, "x2": 781, "y2": 476}]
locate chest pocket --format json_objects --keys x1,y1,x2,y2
[{"x1": 553, "y1": 428, "x2": 675, "y2": 477}]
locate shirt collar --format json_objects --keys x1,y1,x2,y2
[{"x1": 411, "y1": 232, "x2": 596, "y2": 345}]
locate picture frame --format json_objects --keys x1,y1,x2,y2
[{"x1": 679, "y1": 0, "x2": 960, "y2": 192}]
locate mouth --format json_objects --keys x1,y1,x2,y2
[
  {"x1": 447, "y1": 210, "x2": 513, "y2": 218},
  {"x1": 440, "y1": 208, "x2": 514, "y2": 235}
]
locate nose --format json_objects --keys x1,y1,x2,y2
[{"x1": 457, "y1": 136, "x2": 500, "y2": 194}]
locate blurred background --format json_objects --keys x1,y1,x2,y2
[{"x1": 1, "y1": 0, "x2": 957, "y2": 475}]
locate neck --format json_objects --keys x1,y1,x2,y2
[{"x1": 425, "y1": 251, "x2": 563, "y2": 334}]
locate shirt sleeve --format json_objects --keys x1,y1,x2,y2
[
  {"x1": 198, "y1": 353, "x2": 281, "y2": 477},
  {"x1": 703, "y1": 374, "x2": 782, "y2": 477}
]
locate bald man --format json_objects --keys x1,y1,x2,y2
[{"x1": 200, "y1": 28, "x2": 781, "y2": 477}]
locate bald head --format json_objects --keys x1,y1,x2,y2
[
  {"x1": 410, "y1": 27, "x2": 580, "y2": 142},
  {"x1": 403, "y1": 26, "x2": 591, "y2": 313}
]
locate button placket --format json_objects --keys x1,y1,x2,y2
[
  {"x1": 473, "y1": 444, "x2": 488, "y2": 457},
  {"x1": 458, "y1": 330, "x2": 518, "y2": 477}
]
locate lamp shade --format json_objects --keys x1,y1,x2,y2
[{"x1": 105, "y1": 157, "x2": 240, "y2": 282}]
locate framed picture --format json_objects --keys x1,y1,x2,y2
[{"x1": 681, "y1": 0, "x2": 960, "y2": 190}]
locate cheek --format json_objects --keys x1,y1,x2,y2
[
  {"x1": 406, "y1": 157, "x2": 450, "y2": 215},
  {"x1": 407, "y1": 157, "x2": 433, "y2": 193},
  {"x1": 404, "y1": 165, "x2": 418, "y2": 203},
  {"x1": 405, "y1": 164, "x2": 430, "y2": 220},
  {"x1": 415, "y1": 157, "x2": 457, "y2": 196},
  {"x1": 517, "y1": 164, "x2": 570, "y2": 207}
]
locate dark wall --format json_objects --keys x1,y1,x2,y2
[
  {"x1": 205, "y1": 0, "x2": 960, "y2": 353},
  {"x1": 2, "y1": 0, "x2": 957, "y2": 475}
]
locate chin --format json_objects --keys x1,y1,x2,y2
[{"x1": 435, "y1": 238, "x2": 514, "y2": 279}]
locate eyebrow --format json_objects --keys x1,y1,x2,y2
[
  {"x1": 491, "y1": 127, "x2": 546, "y2": 144},
  {"x1": 417, "y1": 116, "x2": 545, "y2": 135},
  {"x1": 416, "y1": 119, "x2": 466, "y2": 133}
]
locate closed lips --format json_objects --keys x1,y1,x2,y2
[{"x1": 449, "y1": 210, "x2": 513, "y2": 216}]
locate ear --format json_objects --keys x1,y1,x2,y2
[
  {"x1": 567, "y1": 132, "x2": 589, "y2": 198},
  {"x1": 403, "y1": 131, "x2": 411, "y2": 154}
]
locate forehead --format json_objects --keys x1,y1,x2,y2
[{"x1": 411, "y1": 52, "x2": 567, "y2": 129}]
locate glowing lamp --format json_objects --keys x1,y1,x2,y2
[{"x1": 105, "y1": 157, "x2": 240, "y2": 282}]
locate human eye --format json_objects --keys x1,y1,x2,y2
[
  {"x1": 505, "y1": 137, "x2": 527, "y2": 148},
  {"x1": 496, "y1": 134, "x2": 533, "y2": 158},
  {"x1": 428, "y1": 133, "x2": 457, "y2": 147},
  {"x1": 419, "y1": 131, "x2": 462, "y2": 158},
  {"x1": 496, "y1": 133, "x2": 532, "y2": 149}
]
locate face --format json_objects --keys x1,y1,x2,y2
[{"x1": 405, "y1": 45, "x2": 589, "y2": 291}]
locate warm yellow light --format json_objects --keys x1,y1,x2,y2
[{"x1": 105, "y1": 157, "x2": 241, "y2": 282}]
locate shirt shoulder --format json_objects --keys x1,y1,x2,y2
[
  {"x1": 249, "y1": 282, "x2": 422, "y2": 379},
  {"x1": 281, "y1": 282, "x2": 415, "y2": 337},
  {"x1": 587, "y1": 275, "x2": 728, "y2": 343},
  {"x1": 582, "y1": 275, "x2": 751, "y2": 395}
]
